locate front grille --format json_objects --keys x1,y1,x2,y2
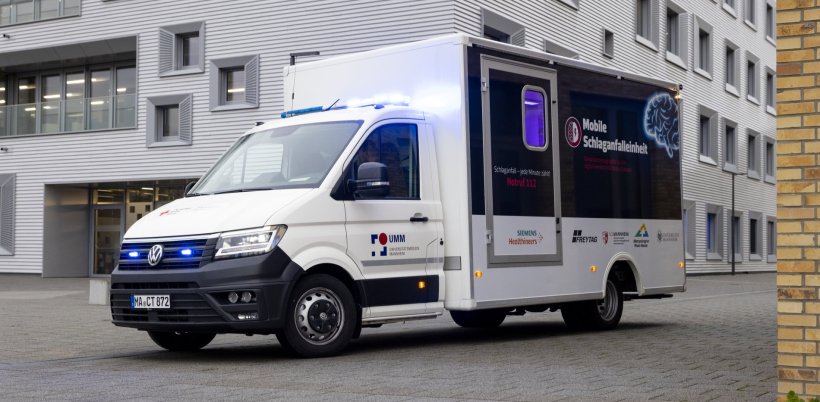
[
  {"x1": 117, "y1": 238, "x2": 216, "y2": 270},
  {"x1": 110, "y1": 291, "x2": 224, "y2": 323},
  {"x1": 112, "y1": 282, "x2": 199, "y2": 290}
]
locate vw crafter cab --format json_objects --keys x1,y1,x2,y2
[{"x1": 110, "y1": 34, "x2": 686, "y2": 357}]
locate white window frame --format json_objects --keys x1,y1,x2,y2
[
  {"x1": 146, "y1": 94, "x2": 193, "y2": 147},
  {"x1": 765, "y1": 67, "x2": 776, "y2": 115},
  {"x1": 699, "y1": 105, "x2": 719, "y2": 164},
  {"x1": 765, "y1": 0, "x2": 775, "y2": 45},
  {"x1": 724, "y1": 41, "x2": 740, "y2": 96},
  {"x1": 0, "y1": 0, "x2": 80, "y2": 27},
  {"x1": 209, "y1": 55, "x2": 260, "y2": 111},
  {"x1": 556, "y1": 0, "x2": 579, "y2": 9},
  {"x1": 746, "y1": 52, "x2": 760, "y2": 104},
  {"x1": 764, "y1": 136, "x2": 775, "y2": 183},
  {"x1": 748, "y1": 211, "x2": 763, "y2": 261},
  {"x1": 0, "y1": 173, "x2": 14, "y2": 256},
  {"x1": 635, "y1": 0, "x2": 660, "y2": 51},
  {"x1": 683, "y1": 200, "x2": 696, "y2": 260},
  {"x1": 602, "y1": 28, "x2": 615, "y2": 58},
  {"x1": 722, "y1": 118, "x2": 738, "y2": 172},
  {"x1": 766, "y1": 217, "x2": 776, "y2": 263},
  {"x1": 694, "y1": 17, "x2": 713, "y2": 79},
  {"x1": 543, "y1": 38, "x2": 580, "y2": 59},
  {"x1": 158, "y1": 22, "x2": 205, "y2": 77},
  {"x1": 481, "y1": 8, "x2": 526, "y2": 46},
  {"x1": 747, "y1": 129, "x2": 761, "y2": 180},
  {"x1": 706, "y1": 204, "x2": 724, "y2": 260},
  {"x1": 744, "y1": 0, "x2": 757, "y2": 29},
  {"x1": 665, "y1": 3, "x2": 689, "y2": 69},
  {"x1": 723, "y1": 0, "x2": 738, "y2": 17}
]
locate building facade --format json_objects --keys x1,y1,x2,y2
[{"x1": 0, "y1": 0, "x2": 776, "y2": 277}]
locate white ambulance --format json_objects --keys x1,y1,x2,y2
[{"x1": 110, "y1": 34, "x2": 685, "y2": 357}]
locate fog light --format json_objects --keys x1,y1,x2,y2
[
  {"x1": 241, "y1": 291, "x2": 253, "y2": 303},
  {"x1": 228, "y1": 292, "x2": 239, "y2": 304},
  {"x1": 237, "y1": 312, "x2": 259, "y2": 320}
]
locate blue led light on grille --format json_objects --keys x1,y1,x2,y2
[
  {"x1": 127, "y1": 251, "x2": 139, "y2": 258},
  {"x1": 180, "y1": 248, "x2": 193, "y2": 256}
]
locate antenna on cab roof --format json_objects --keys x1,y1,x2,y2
[{"x1": 288, "y1": 51, "x2": 321, "y2": 114}]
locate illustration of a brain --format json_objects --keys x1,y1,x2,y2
[{"x1": 643, "y1": 92, "x2": 679, "y2": 158}]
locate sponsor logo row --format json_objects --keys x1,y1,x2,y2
[{"x1": 571, "y1": 224, "x2": 679, "y2": 248}]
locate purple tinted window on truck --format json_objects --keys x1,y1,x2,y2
[{"x1": 523, "y1": 89, "x2": 547, "y2": 149}]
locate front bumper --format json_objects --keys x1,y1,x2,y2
[{"x1": 110, "y1": 247, "x2": 302, "y2": 334}]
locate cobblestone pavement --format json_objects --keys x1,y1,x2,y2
[{"x1": 0, "y1": 273, "x2": 774, "y2": 401}]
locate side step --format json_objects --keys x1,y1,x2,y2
[
  {"x1": 623, "y1": 293, "x2": 673, "y2": 301},
  {"x1": 361, "y1": 312, "x2": 441, "y2": 326}
]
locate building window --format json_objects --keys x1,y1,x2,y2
[
  {"x1": 544, "y1": 38, "x2": 580, "y2": 59},
  {"x1": 481, "y1": 8, "x2": 525, "y2": 46},
  {"x1": 695, "y1": 18, "x2": 713, "y2": 78},
  {"x1": 0, "y1": 0, "x2": 79, "y2": 26},
  {"x1": 765, "y1": 69, "x2": 776, "y2": 111},
  {"x1": 749, "y1": 213, "x2": 762, "y2": 260},
  {"x1": 764, "y1": 137, "x2": 775, "y2": 183},
  {"x1": 665, "y1": 5, "x2": 689, "y2": 68},
  {"x1": 602, "y1": 29, "x2": 615, "y2": 58},
  {"x1": 723, "y1": 0, "x2": 737, "y2": 16},
  {"x1": 146, "y1": 94, "x2": 193, "y2": 147},
  {"x1": 767, "y1": 217, "x2": 776, "y2": 262},
  {"x1": 699, "y1": 106, "x2": 718, "y2": 163},
  {"x1": 746, "y1": 54, "x2": 760, "y2": 103},
  {"x1": 0, "y1": 173, "x2": 14, "y2": 255},
  {"x1": 745, "y1": 0, "x2": 756, "y2": 27},
  {"x1": 209, "y1": 55, "x2": 260, "y2": 111},
  {"x1": 725, "y1": 43, "x2": 739, "y2": 94},
  {"x1": 522, "y1": 87, "x2": 548, "y2": 150},
  {"x1": 351, "y1": 124, "x2": 420, "y2": 199},
  {"x1": 158, "y1": 22, "x2": 205, "y2": 76},
  {"x1": 0, "y1": 64, "x2": 136, "y2": 137},
  {"x1": 636, "y1": 0, "x2": 659, "y2": 50},
  {"x1": 765, "y1": 1, "x2": 775, "y2": 41},
  {"x1": 706, "y1": 204, "x2": 723, "y2": 260},
  {"x1": 747, "y1": 130, "x2": 760, "y2": 179},
  {"x1": 723, "y1": 119, "x2": 737, "y2": 171},
  {"x1": 683, "y1": 200, "x2": 695, "y2": 260}
]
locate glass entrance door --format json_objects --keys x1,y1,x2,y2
[{"x1": 92, "y1": 205, "x2": 124, "y2": 276}]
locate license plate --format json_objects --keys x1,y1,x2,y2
[{"x1": 130, "y1": 295, "x2": 171, "y2": 309}]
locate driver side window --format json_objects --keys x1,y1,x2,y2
[{"x1": 351, "y1": 123, "x2": 419, "y2": 199}]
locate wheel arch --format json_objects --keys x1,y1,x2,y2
[{"x1": 603, "y1": 253, "x2": 643, "y2": 294}]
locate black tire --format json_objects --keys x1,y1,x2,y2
[
  {"x1": 450, "y1": 309, "x2": 507, "y2": 328},
  {"x1": 148, "y1": 331, "x2": 215, "y2": 352},
  {"x1": 561, "y1": 279, "x2": 623, "y2": 330},
  {"x1": 276, "y1": 274, "x2": 356, "y2": 358}
]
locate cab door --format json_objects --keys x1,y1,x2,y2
[{"x1": 343, "y1": 121, "x2": 441, "y2": 317}]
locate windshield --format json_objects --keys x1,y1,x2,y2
[{"x1": 191, "y1": 121, "x2": 362, "y2": 195}]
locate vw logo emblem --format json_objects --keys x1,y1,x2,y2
[{"x1": 147, "y1": 244, "x2": 164, "y2": 266}]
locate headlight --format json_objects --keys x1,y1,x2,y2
[{"x1": 215, "y1": 225, "x2": 287, "y2": 259}]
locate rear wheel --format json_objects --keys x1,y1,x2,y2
[
  {"x1": 450, "y1": 309, "x2": 507, "y2": 328},
  {"x1": 276, "y1": 274, "x2": 356, "y2": 358},
  {"x1": 148, "y1": 331, "x2": 215, "y2": 352},
  {"x1": 561, "y1": 279, "x2": 623, "y2": 330}
]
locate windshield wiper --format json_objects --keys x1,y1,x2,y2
[{"x1": 208, "y1": 187, "x2": 276, "y2": 195}]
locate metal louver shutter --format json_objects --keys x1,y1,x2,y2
[
  {"x1": 178, "y1": 95, "x2": 193, "y2": 144},
  {"x1": 651, "y1": 0, "x2": 661, "y2": 48},
  {"x1": 680, "y1": 13, "x2": 692, "y2": 66},
  {"x1": 0, "y1": 174, "x2": 15, "y2": 255},
  {"x1": 158, "y1": 29, "x2": 175, "y2": 75},
  {"x1": 244, "y1": 56, "x2": 260, "y2": 107},
  {"x1": 511, "y1": 29, "x2": 526, "y2": 47}
]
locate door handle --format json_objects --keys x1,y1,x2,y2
[{"x1": 410, "y1": 214, "x2": 429, "y2": 223}]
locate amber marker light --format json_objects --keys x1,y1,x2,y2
[
  {"x1": 678, "y1": 261, "x2": 685, "y2": 269},
  {"x1": 474, "y1": 271, "x2": 483, "y2": 279},
  {"x1": 418, "y1": 280, "x2": 426, "y2": 289},
  {"x1": 590, "y1": 266, "x2": 597, "y2": 273}
]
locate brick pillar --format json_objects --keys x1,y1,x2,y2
[{"x1": 778, "y1": 1, "x2": 820, "y2": 399}]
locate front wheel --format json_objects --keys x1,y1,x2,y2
[
  {"x1": 561, "y1": 279, "x2": 623, "y2": 330},
  {"x1": 148, "y1": 331, "x2": 215, "y2": 352},
  {"x1": 276, "y1": 274, "x2": 356, "y2": 358}
]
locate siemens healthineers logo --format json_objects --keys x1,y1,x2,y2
[{"x1": 564, "y1": 117, "x2": 648, "y2": 155}]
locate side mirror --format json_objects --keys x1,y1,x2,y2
[
  {"x1": 349, "y1": 162, "x2": 390, "y2": 198},
  {"x1": 184, "y1": 181, "x2": 198, "y2": 197}
]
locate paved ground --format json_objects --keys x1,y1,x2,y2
[{"x1": 0, "y1": 273, "x2": 775, "y2": 401}]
